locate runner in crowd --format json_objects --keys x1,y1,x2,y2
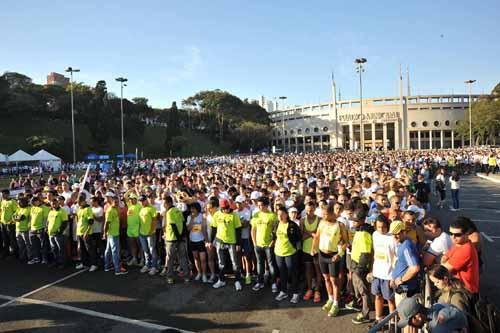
[{"x1": 1, "y1": 148, "x2": 493, "y2": 332}]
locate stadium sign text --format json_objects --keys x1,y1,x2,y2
[{"x1": 338, "y1": 111, "x2": 399, "y2": 122}]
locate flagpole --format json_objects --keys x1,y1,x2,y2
[{"x1": 332, "y1": 72, "x2": 339, "y2": 148}]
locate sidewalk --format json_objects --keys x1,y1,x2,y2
[{"x1": 476, "y1": 173, "x2": 500, "y2": 184}]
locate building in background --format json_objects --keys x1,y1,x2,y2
[
  {"x1": 47, "y1": 72, "x2": 69, "y2": 87},
  {"x1": 270, "y1": 93, "x2": 485, "y2": 152},
  {"x1": 258, "y1": 95, "x2": 276, "y2": 113}
]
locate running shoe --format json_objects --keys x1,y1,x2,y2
[
  {"x1": 271, "y1": 283, "x2": 278, "y2": 293},
  {"x1": 328, "y1": 304, "x2": 340, "y2": 317},
  {"x1": 167, "y1": 278, "x2": 174, "y2": 285},
  {"x1": 303, "y1": 289, "x2": 313, "y2": 301},
  {"x1": 235, "y1": 281, "x2": 242, "y2": 291},
  {"x1": 213, "y1": 280, "x2": 227, "y2": 289},
  {"x1": 313, "y1": 290, "x2": 321, "y2": 303},
  {"x1": 322, "y1": 300, "x2": 333, "y2": 312},
  {"x1": 290, "y1": 293, "x2": 300, "y2": 304},
  {"x1": 275, "y1": 291, "x2": 288, "y2": 301},
  {"x1": 252, "y1": 283, "x2": 264, "y2": 291},
  {"x1": 115, "y1": 267, "x2": 129, "y2": 276},
  {"x1": 89, "y1": 265, "x2": 99, "y2": 272},
  {"x1": 140, "y1": 265, "x2": 150, "y2": 274},
  {"x1": 352, "y1": 313, "x2": 371, "y2": 325},
  {"x1": 148, "y1": 267, "x2": 158, "y2": 276},
  {"x1": 244, "y1": 275, "x2": 252, "y2": 285}
]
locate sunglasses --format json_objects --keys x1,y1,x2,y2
[{"x1": 450, "y1": 232, "x2": 464, "y2": 238}]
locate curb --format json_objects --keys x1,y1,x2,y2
[{"x1": 476, "y1": 173, "x2": 500, "y2": 184}]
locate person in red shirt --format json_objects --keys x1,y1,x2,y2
[{"x1": 441, "y1": 217, "x2": 479, "y2": 296}]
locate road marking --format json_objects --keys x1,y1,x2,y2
[
  {"x1": 474, "y1": 219, "x2": 500, "y2": 223},
  {"x1": 0, "y1": 294, "x2": 193, "y2": 332},
  {"x1": 481, "y1": 232, "x2": 494, "y2": 243},
  {"x1": 0, "y1": 268, "x2": 88, "y2": 308}
]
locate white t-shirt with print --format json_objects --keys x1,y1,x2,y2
[{"x1": 372, "y1": 231, "x2": 396, "y2": 281}]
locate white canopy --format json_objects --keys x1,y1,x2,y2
[
  {"x1": 0, "y1": 153, "x2": 7, "y2": 163},
  {"x1": 32, "y1": 149, "x2": 62, "y2": 171},
  {"x1": 32, "y1": 150, "x2": 61, "y2": 161},
  {"x1": 8, "y1": 150, "x2": 37, "y2": 162}
]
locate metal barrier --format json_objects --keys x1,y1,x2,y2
[{"x1": 368, "y1": 274, "x2": 432, "y2": 333}]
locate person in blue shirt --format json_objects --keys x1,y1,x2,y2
[{"x1": 389, "y1": 220, "x2": 421, "y2": 306}]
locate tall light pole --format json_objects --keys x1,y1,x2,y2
[
  {"x1": 116, "y1": 77, "x2": 128, "y2": 159},
  {"x1": 65, "y1": 67, "x2": 80, "y2": 164},
  {"x1": 279, "y1": 96, "x2": 287, "y2": 152},
  {"x1": 465, "y1": 79, "x2": 476, "y2": 147},
  {"x1": 355, "y1": 58, "x2": 367, "y2": 151}
]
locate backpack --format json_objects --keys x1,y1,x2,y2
[{"x1": 473, "y1": 296, "x2": 500, "y2": 333}]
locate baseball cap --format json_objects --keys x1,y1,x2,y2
[
  {"x1": 396, "y1": 296, "x2": 422, "y2": 328},
  {"x1": 105, "y1": 192, "x2": 116, "y2": 198},
  {"x1": 235, "y1": 195, "x2": 246, "y2": 203},
  {"x1": 219, "y1": 198, "x2": 230, "y2": 209},
  {"x1": 389, "y1": 220, "x2": 406, "y2": 235},
  {"x1": 139, "y1": 195, "x2": 148, "y2": 202},
  {"x1": 288, "y1": 207, "x2": 298, "y2": 213},
  {"x1": 129, "y1": 193, "x2": 138, "y2": 200},
  {"x1": 250, "y1": 191, "x2": 261, "y2": 200}
]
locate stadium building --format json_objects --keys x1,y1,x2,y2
[{"x1": 270, "y1": 93, "x2": 485, "y2": 152}]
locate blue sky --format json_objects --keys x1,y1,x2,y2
[{"x1": 1, "y1": 0, "x2": 499, "y2": 108}]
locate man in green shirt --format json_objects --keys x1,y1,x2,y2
[
  {"x1": 13, "y1": 195, "x2": 32, "y2": 263},
  {"x1": 47, "y1": 198, "x2": 68, "y2": 267},
  {"x1": 138, "y1": 195, "x2": 158, "y2": 274},
  {"x1": 210, "y1": 198, "x2": 243, "y2": 291},
  {"x1": 250, "y1": 196, "x2": 278, "y2": 292},
  {"x1": 1, "y1": 189, "x2": 18, "y2": 258},
  {"x1": 30, "y1": 196, "x2": 50, "y2": 264},
  {"x1": 75, "y1": 195, "x2": 97, "y2": 270},
  {"x1": 104, "y1": 195, "x2": 128, "y2": 276},
  {"x1": 163, "y1": 194, "x2": 189, "y2": 284}
]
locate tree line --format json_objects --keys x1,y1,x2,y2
[
  {"x1": 0, "y1": 72, "x2": 271, "y2": 160},
  {"x1": 456, "y1": 83, "x2": 500, "y2": 145}
]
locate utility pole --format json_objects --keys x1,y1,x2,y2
[
  {"x1": 355, "y1": 58, "x2": 367, "y2": 151},
  {"x1": 65, "y1": 67, "x2": 80, "y2": 164}
]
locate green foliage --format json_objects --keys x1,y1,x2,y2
[
  {"x1": 0, "y1": 72, "x2": 270, "y2": 159},
  {"x1": 456, "y1": 84, "x2": 500, "y2": 145}
]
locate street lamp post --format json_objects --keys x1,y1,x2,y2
[
  {"x1": 465, "y1": 80, "x2": 476, "y2": 147},
  {"x1": 355, "y1": 58, "x2": 367, "y2": 151},
  {"x1": 65, "y1": 67, "x2": 80, "y2": 164},
  {"x1": 279, "y1": 96, "x2": 287, "y2": 152},
  {"x1": 116, "y1": 77, "x2": 128, "y2": 159}
]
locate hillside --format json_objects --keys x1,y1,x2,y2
[{"x1": 0, "y1": 116, "x2": 233, "y2": 161}]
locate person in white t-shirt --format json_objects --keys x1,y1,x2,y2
[
  {"x1": 235, "y1": 195, "x2": 253, "y2": 285},
  {"x1": 370, "y1": 216, "x2": 396, "y2": 326},
  {"x1": 186, "y1": 202, "x2": 208, "y2": 283},
  {"x1": 422, "y1": 217, "x2": 452, "y2": 268}
]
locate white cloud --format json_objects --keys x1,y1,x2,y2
[{"x1": 164, "y1": 46, "x2": 202, "y2": 84}]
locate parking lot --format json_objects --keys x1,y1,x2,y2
[{"x1": 0, "y1": 175, "x2": 498, "y2": 333}]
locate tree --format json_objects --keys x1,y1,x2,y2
[
  {"x1": 132, "y1": 97, "x2": 149, "y2": 106},
  {"x1": 234, "y1": 121, "x2": 271, "y2": 152},
  {"x1": 86, "y1": 80, "x2": 113, "y2": 151},
  {"x1": 456, "y1": 84, "x2": 500, "y2": 145}
]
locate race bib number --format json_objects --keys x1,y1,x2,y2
[{"x1": 192, "y1": 224, "x2": 202, "y2": 232}]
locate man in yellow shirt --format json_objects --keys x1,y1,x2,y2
[
  {"x1": 1, "y1": 189, "x2": 18, "y2": 258},
  {"x1": 13, "y1": 195, "x2": 31, "y2": 263},
  {"x1": 250, "y1": 196, "x2": 278, "y2": 292},
  {"x1": 138, "y1": 195, "x2": 158, "y2": 274},
  {"x1": 210, "y1": 198, "x2": 243, "y2": 291},
  {"x1": 163, "y1": 195, "x2": 189, "y2": 284},
  {"x1": 47, "y1": 198, "x2": 68, "y2": 268},
  {"x1": 486, "y1": 153, "x2": 497, "y2": 176},
  {"x1": 30, "y1": 196, "x2": 50, "y2": 264}
]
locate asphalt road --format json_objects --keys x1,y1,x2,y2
[{"x1": 0, "y1": 174, "x2": 498, "y2": 333}]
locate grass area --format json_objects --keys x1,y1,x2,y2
[{"x1": 0, "y1": 116, "x2": 233, "y2": 160}]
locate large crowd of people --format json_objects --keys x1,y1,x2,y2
[{"x1": 1, "y1": 148, "x2": 498, "y2": 332}]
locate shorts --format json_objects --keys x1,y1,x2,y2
[
  {"x1": 127, "y1": 223, "x2": 139, "y2": 238},
  {"x1": 241, "y1": 238, "x2": 252, "y2": 255},
  {"x1": 394, "y1": 287, "x2": 419, "y2": 306},
  {"x1": 302, "y1": 252, "x2": 318, "y2": 264},
  {"x1": 318, "y1": 251, "x2": 340, "y2": 277},
  {"x1": 190, "y1": 241, "x2": 206, "y2": 253},
  {"x1": 371, "y1": 278, "x2": 394, "y2": 301}
]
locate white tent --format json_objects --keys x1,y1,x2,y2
[
  {"x1": 32, "y1": 149, "x2": 62, "y2": 171},
  {"x1": 8, "y1": 150, "x2": 37, "y2": 162},
  {"x1": 0, "y1": 153, "x2": 7, "y2": 164}
]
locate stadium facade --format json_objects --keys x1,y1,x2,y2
[{"x1": 270, "y1": 93, "x2": 485, "y2": 151}]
